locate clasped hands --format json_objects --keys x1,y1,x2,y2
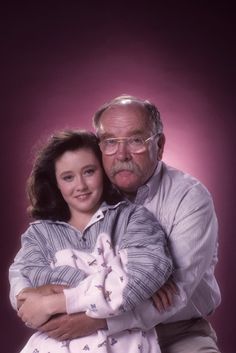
[
  {"x1": 16, "y1": 278, "x2": 178, "y2": 341},
  {"x1": 17, "y1": 284, "x2": 65, "y2": 329}
]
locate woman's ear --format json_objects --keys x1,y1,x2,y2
[{"x1": 157, "y1": 134, "x2": 165, "y2": 161}]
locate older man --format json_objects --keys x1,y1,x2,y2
[{"x1": 9, "y1": 95, "x2": 221, "y2": 353}]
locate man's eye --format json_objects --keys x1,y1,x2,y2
[
  {"x1": 129, "y1": 137, "x2": 143, "y2": 145},
  {"x1": 105, "y1": 139, "x2": 117, "y2": 146}
]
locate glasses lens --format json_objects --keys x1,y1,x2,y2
[
  {"x1": 99, "y1": 136, "x2": 152, "y2": 155},
  {"x1": 128, "y1": 137, "x2": 146, "y2": 153},
  {"x1": 100, "y1": 140, "x2": 117, "y2": 155}
]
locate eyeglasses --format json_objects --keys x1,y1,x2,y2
[{"x1": 99, "y1": 134, "x2": 160, "y2": 155}]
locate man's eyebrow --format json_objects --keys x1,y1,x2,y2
[
  {"x1": 99, "y1": 132, "x2": 113, "y2": 139},
  {"x1": 99, "y1": 130, "x2": 145, "y2": 139}
]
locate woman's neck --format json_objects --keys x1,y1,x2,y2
[{"x1": 68, "y1": 205, "x2": 101, "y2": 231}]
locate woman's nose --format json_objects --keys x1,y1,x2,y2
[{"x1": 76, "y1": 175, "x2": 87, "y2": 190}]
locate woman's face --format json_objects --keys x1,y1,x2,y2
[{"x1": 55, "y1": 148, "x2": 104, "y2": 218}]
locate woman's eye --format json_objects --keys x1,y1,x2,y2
[
  {"x1": 84, "y1": 168, "x2": 95, "y2": 176},
  {"x1": 62, "y1": 175, "x2": 74, "y2": 181}
]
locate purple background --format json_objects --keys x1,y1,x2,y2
[{"x1": 1, "y1": 2, "x2": 235, "y2": 352}]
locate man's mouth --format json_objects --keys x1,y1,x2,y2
[{"x1": 114, "y1": 170, "x2": 134, "y2": 176}]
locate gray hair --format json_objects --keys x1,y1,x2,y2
[{"x1": 93, "y1": 95, "x2": 163, "y2": 135}]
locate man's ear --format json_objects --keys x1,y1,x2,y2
[{"x1": 157, "y1": 134, "x2": 165, "y2": 160}]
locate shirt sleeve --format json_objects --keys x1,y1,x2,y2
[
  {"x1": 64, "y1": 205, "x2": 173, "y2": 318},
  {"x1": 107, "y1": 298, "x2": 182, "y2": 334},
  {"x1": 167, "y1": 184, "x2": 219, "y2": 313},
  {"x1": 106, "y1": 184, "x2": 219, "y2": 333},
  {"x1": 9, "y1": 248, "x2": 32, "y2": 309},
  {"x1": 8, "y1": 225, "x2": 87, "y2": 309}
]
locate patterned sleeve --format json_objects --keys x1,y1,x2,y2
[
  {"x1": 10, "y1": 224, "x2": 87, "y2": 289},
  {"x1": 64, "y1": 205, "x2": 173, "y2": 318},
  {"x1": 119, "y1": 204, "x2": 173, "y2": 309},
  {"x1": 107, "y1": 185, "x2": 219, "y2": 334}
]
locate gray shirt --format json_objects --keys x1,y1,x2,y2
[{"x1": 107, "y1": 161, "x2": 221, "y2": 333}]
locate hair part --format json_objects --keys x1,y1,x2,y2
[
  {"x1": 93, "y1": 95, "x2": 163, "y2": 136},
  {"x1": 27, "y1": 130, "x2": 121, "y2": 221}
]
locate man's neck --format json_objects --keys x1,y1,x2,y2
[
  {"x1": 120, "y1": 165, "x2": 160, "y2": 202},
  {"x1": 123, "y1": 191, "x2": 137, "y2": 202}
]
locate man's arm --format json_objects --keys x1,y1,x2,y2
[
  {"x1": 39, "y1": 312, "x2": 107, "y2": 341},
  {"x1": 105, "y1": 185, "x2": 220, "y2": 335},
  {"x1": 23, "y1": 186, "x2": 218, "y2": 339},
  {"x1": 14, "y1": 185, "x2": 216, "y2": 338},
  {"x1": 45, "y1": 205, "x2": 173, "y2": 340},
  {"x1": 11, "y1": 204, "x2": 173, "y2": 338},
  {"x1": 27, "y1": 279, "x2": 177, "y2": 341}
]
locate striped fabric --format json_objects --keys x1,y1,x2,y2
[
  {"x1": 16, "y1": 201, "x2": 172, "y2": 311},
  {"x1": 107, "y1": 161, "x2": 221, "y2": 335}
]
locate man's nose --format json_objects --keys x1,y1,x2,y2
[{"x1": 116, "y1": 141, "x2": 132, "y2": 161}]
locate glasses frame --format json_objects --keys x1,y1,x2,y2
[{"x1": 99, "y1": 133, "x2": 160, "y2": 155}]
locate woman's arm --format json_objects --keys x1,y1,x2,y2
[
  {"x1": 63, "y1": 205, "x2": 173, "y2": 318},
  {"x1": 18, "y1": 205, "x2": 173, "y2": 327},
  {"x1": 9, "y1": 223, "x2": 88, "y2": 310}
]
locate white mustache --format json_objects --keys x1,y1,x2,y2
[{"x1": 110, "y1": 161, "x2": 142, "y2": 177}]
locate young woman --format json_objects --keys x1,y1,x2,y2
[{"x1": 10, "y1": 130, "x2": 172, "y2": 353}]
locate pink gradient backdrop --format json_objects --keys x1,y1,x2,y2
[{"x1": 1, "y1": 3, "x2": 235, "y2": 352}]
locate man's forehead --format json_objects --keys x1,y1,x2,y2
[
  {"x1": 100, "y1": 102, "x2": 146, "y2": 120},
  {"x1": 98, "y1": 117, "x2": 151, "y2": 139}
]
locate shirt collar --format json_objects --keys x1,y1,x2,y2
[
  {"x1": 77, "y1": 201, "x2": 127, "y2": 230},
  {"x1": 31, "y1": 201, "x2": 127, "y2": 228},
  {"x1": 134, "y1": 161, "x2": 163, "y2": 204}
]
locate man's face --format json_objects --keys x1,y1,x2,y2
[{"x1": 97, "y1": 103, "x2": 162, "y2": 196}]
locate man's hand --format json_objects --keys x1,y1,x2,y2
[
  {"x1": 152, "y1": 277, "x2": 179, "y2": 312},
  {"x1": 16, "y1": 284, "x2": 66, "y2": 309},
  {"x1": 38, "y1": 312, "x2": 107, "y2": 341},
  {"x1": 18, "y1": 291, "x2": 52, "y2": 328}
]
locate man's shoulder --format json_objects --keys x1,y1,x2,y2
[
  {"x1": 148, "y1": 162, "x2": 213, "y2": 214},
  {"x1": 161, "y1": 162, "x2": 211, "y2": 196},
  {"x1": 147, "y1": 163, "x2": 215, "y2": 235},
  {"x1": 162, "y1": 162, "x2": 198, "y2": 184}
]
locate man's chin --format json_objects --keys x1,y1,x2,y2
[{"x1": 113, "y1": 171, "x2": 139, "y2": 192}]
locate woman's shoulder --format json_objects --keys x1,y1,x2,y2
[{"x1": 28, "y1": 219, "x2": 69, "y2": 230}]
